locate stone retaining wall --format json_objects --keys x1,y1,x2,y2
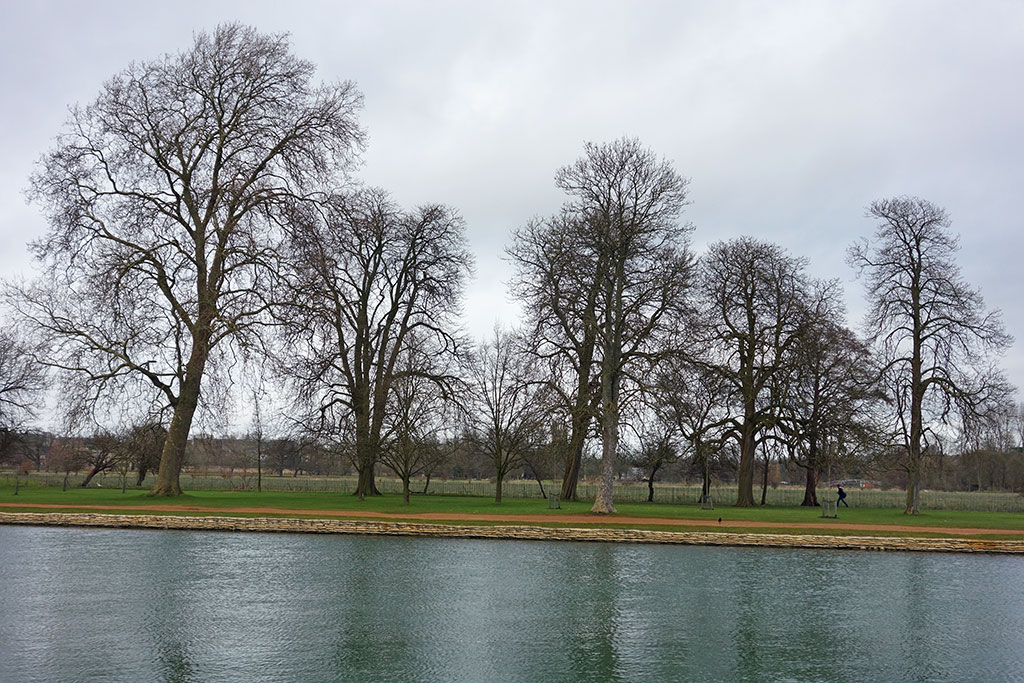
[{"x1": 2, "y1": 511, "x2": 1022, "y2": 554}]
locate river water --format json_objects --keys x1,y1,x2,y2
[{"x1": 0, "y1": 526, "x2": 1022, "y2": 682}]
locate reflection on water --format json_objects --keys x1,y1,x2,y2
[{"x1": 1, "y1": 526, "x2": 1023, "y2": 682}]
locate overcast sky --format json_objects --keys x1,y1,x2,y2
[{"x1": 2, "y1": 0, "x2": 1022, "y2": 403}]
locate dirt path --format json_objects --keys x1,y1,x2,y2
[{"x1": 1, "y1": 502, "x2": 1019, "y2": 536}]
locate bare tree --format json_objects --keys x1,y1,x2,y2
[
  {"x1": 78, "y1": 432, "x2": 120, "y2": 487},
  {"x1": 466, "y1": 327, "x2": 546, "y2": 503},
  {"x1": 265, "y1": 435, "x2": 310, "y2": 477},
  {"x1": 624, "y1": 415, "x2": 679, "y2": 503},
  {"x1": 510, "y1": 139, "x2": 694, "y2": 510},
  {"x1": 695, "y1": 237, "x2": 811, "y2": 507},
  {"x1": 777, "y1": 281, "x2": 881, "y2": 506},
  {"x1": 281, "y1": 188, "x2": 471, "y2": 499},
  {"x1": 509, "y1": 212, "x2": 602, "y2": 501},
  {"x1": 49, "y1": 437, "x2": 86, "y2": 483},
  {"x1": 7, "y1": 24, "x2": 365, "y2": 496},
  {"x1": 848, "y1": 196, "x2": 1013, "y2": 514},
  {"x1": 379, "y1": 343, "x2": 462, "y2": 504},
  {"x1": 654, "y1": 357, "x2": 731, "y2": 505},
  {"x1": 97, "y1": 421, "x2": 164, "y2": 492},
  {"x1": 547, "y1": 138, "x2": 694, "y2": 514},
  {"x1": 17, "y1": 430, "x2": 53, "y2": 473}
]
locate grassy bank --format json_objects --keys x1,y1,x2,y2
[
  {"x1": 3, "y1": 483, "x2": 1023, "y2": 539},
  {"x1": 8, "y1": 470, "x2": 1024, "y2": 512}
]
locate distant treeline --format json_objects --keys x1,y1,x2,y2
[{"x1": 3, "y1": 429, "x2": 1022, "y2": 496}]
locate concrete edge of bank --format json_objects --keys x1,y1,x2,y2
[{"x1": 2, "y1": 511, "x2": 1022, "y2": 554}]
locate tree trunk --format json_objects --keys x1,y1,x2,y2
[
  {"x1": 801, "y1": 466, "x2": 818, "y2": 506},
  {"x1": 592, "y1": 270, "x2": 621, "y2": 517},
  {"x1": 533, "y1": 471, "x2": 547, "y2": 498},
  {"x1": 904, "y1": 436, "x2": 922, "y2": 514},
  {"x1": 760, "y1": 454, "x2": 769, "y2": 505},
  {"x1": 354, "y1": 406, "x2": 372, "y2": 500},
  {"x1": 905, "y1": 464, "x2": 921, "y2": 515},
  {"x1": 905, "y1": 407, "x2": 923, "y2": 513},
  {"x1": 421, "y1": 473, "x2": 431, "y2": 495},
  {"x1": 592, "y1": 422, "x2": 617, "y2": 513},
  {"x1": 150, "y1": 400, "x2": 199, "y2": 496},
  {"x1": 402, "y1": 476, "x2": 411, "y2": 504},
  {"x1": 699, "y1": 446, "x2": 712, "y2": 504},
  {"x1": 353, "y1": 412, "x2": 381, "y2": 499},
  {"x1": 905, "y1": 290, "x2": 924, "y2": 515},
  {"x1": 150, "y1": 342, "x2": 208, "y2": 497},
  {"x1": 150, "y1": 406, "x2": 191, "y2": 496},
  {"x1": 735, "y1": 389, "x2": 757, "y2": 506},
  {"x1": 560, "y1": 324, "x2": 596, "y2": 502},
  {"x1": 494, "y1": 473, "x2": 503, "y2": 503},
  {"x1": 647, "y1": 461, "x2": 661, "y2": 503},
  {"x1": 560, "y1": 419, "x2": 587, "y2": 501},
  {"x1": 79, "y1": 465, "x2": 104, "y2": 488},
  {"x1": 735, "y1": 426, "x2": 756, "y2": 507},
  {"x1": 905, "y1": 440, "x2": 923, "y2": 513},
  {"x1": 591, "y1": 364, "x2": 619, "y2": 514},
  {"x1": 135, "y1": 464, "x2": 148, "y2": 487},
  {"x1": 355, "y1": 462, "x2": 381, "y2": 501}
]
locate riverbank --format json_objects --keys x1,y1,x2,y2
[{"x1": 3, "y1": 511, "x2": 1023, "y2": 554}]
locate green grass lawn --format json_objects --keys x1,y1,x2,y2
[
  {"x1": 11, "y1": 470, "x2": 1024, "y2": 511},
  {"x1": 3, "y1": 480, "x2": 1022, "y2": 537}
]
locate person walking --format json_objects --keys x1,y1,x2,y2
[{"x1": 837, "y1": 483, "x2": 849, "y2": 507}]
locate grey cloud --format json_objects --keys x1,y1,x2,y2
[{"x1": 1, "y1": 0, "x2": 1021, "y2": 392}]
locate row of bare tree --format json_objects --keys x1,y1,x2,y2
[{"x1": 0, "y1": 24, "x2": 1015, "y2": 513}]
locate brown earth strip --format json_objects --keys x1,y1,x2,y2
[
  {"x1": 0, "y1": 502, "x2": 1019, "y2": 536},
  {"x1": 2, "y1": 511, "x2": 1023, "y2": 554}
]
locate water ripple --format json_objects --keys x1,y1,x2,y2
[{"x1": 1, "y1": 527, "x2": 1022, "y2": 682}]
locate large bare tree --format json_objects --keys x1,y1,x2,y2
[
  {"x1": 695, "y1": 237, "x2": 811, "y2": 507},
  {"x1": 9, "y1": 25, "x2": 364, "y2": 495},
  {"x1": 514, "y1": 138, "x2": 693, "y2": 514},
  {"x1": 282, "y1": 188, "x2": 471, "y2": 499},
  {"x1": 848, "y1": 196, "x2": 1012, "y2": 514}
]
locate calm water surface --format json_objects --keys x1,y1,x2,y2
[{"x1": 1, "y1": 526, "x2": 1022, "y2": 682}]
